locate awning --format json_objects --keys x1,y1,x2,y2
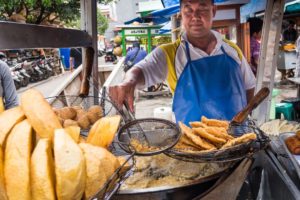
[{"x1": 285, "y1": 0, "x2": 300, "y2": 14}]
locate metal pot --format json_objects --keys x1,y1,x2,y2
[{"x1": 113, "y1": 170, "x2": 230, "y2": 200}]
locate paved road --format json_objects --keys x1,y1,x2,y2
[{"x1": 17, "y1": 71, "x2": 72, "y2": 98}]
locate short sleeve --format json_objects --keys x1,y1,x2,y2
[
  {"x1": 135, "y1": 47, "x2": 168, "y2": 88},
  {"x1": 240, "y1": 56, "x2": 256, "y2": 90}
]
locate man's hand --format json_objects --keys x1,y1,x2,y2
[
  {"x1": 109, "y1": 81, "x2": 135, "y2": 113},
  {"x1": 108, "y1": 67, "x2": 145, "y2": 113}
]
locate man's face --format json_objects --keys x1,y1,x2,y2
[{"x1": 180, "y1": 0, "x2": 216, "y2": 38}]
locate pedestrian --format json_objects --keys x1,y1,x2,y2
[
  {"x1": 109, "y1": 0, "x2": 255, "y2": 125},
  {"x1": 248, "y1": 17, "x2": 263, "y2": 76},
  {"x1": 123, "y1": 42, "x2": 147, "y2": 72},
  {"x1": 283, "y1": 20, "x2": 298, "y2": 43},
  {"x1": 0, "y1": 59, "x2": 19, "y2": 110}
]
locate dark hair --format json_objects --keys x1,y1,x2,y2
[
  {"x1": 247, "y1": 17, "x2": 263, "y2": 36},
  {"x1": 289, "y1": 20, "x2": 296, "y2": 26},
  {"x1": 180, "y1": 0, "x2": 214, "y2": 6},
  {"x1": 133, "y1": 42, "x2": 140, "y2": 48}
]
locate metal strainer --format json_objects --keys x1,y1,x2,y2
[{"x1": 117, "y1": 118, "x2": 181, "y2": 156}]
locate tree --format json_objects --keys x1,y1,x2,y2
[
  {"x1": 0, "y1": 0, "x2": 116, "y2": 25},
  {"x1": 97, "y1": 10, "x2": 108, "y2": 35}
]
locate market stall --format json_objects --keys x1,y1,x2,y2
[{"x1": 115, "y1": 24, "x2": 171, "y2": 56}]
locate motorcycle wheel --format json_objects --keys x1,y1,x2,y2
[
  {"x1": 21, "y1": 77, "x2": 29, "y2": 87},
  {"x1": 14, "y1": 81, "x2": 21, "y2": 90}
]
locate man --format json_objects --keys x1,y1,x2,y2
[
  {"x1": 124, "y1": 42, "x2": 147, "y2": 72},
  {"x1": 0, "y1": 60, "x2": 19, "y2": 110},
  {"x1": 248, "y1": 17, "x2": 263, "y2": 76},
  {"x1": 283, "y1": 20, "x2": 298, "y2": 43},
  {"x1": 70, "y1": 48, "x2": 82, "y2": 70},
  {"x1": 109, "y1": 0, "x2": 256, "y2": 124}
]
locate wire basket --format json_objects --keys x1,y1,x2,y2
[
  {"x1": 165, "y1": 122, "x2": 270, "y2": 163},
  {"x1": 46, "y1": 95, "x2": 135, "y2": 200}
]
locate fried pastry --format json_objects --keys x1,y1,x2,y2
[
  {"x1": 189, "y1": 121, "x2": 208, "y2": 128},
  {"x1": 221, "y1": 133, "x2": 257, "y2": 149},
  {"x1": 204, "y1": 127, "x2": 233, "y2": 140},
  {"x1": 285, "y1": 136, "x2": 300, "y2": 155},
  {"x1": 193, "y1": 127, "x2": 227, "y2": 144},
  {"x1": 179, "y1": 122, "x2": 216, "y2": 150},
  {"x1": 201, "y1": 116, "x2": 229, "y2": 129}
]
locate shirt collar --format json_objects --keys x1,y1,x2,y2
[{"x1": 180, "y1": 30, "x2": 223, "y2": 53}]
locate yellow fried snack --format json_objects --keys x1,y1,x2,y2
[
  {"x1": 193, "y1": 127, "x2": 227, "y2": 144},
  {"x1": 204, "y1": 127, "x2": 233, "y2": 140},
  {"x1": 201, "y1": 116, "x2": 229, "y2": 129},
  {"x1": 179, "y1": 122, "x2": 216, "y2": 150},
  {"x1": 179, "y1": 135, "x2": 203, "y2": 150},
  {"x1": 189, "y1": 121, "x2": 208, "y2": 128},
  {"x1": 221, "y1": 133, "x2": 257, "y2": 149},
  {"x1": 175, "y1": 142, "x2": 202, "y2": 152}
]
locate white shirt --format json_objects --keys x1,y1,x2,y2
[{"x1": 136, "y1": 30, "x2": 256, "y2": 90}]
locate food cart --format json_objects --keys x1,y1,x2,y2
[{"x1": 1, "y1": 0, "x2": 300, "y2": 200}]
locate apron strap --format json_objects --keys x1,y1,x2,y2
[
  {"x1": 185, "y1": 41, "x2": 192, "y2": 63},
  {"x1": 220, "y1": 45, "x2": 227, "y2": 55}
]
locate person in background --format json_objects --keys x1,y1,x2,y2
[
  {"x1": 0, "y1": 57, "x2": 19, "y2": 110},
  {"x1": 248, "y1": 17, "x2": 263, "y2": 76},
  {"x1": 109, "y1": 0, "x2": 255, "y2": 125},
  {"x1": 283, "y1": 20, "x2": 298, "y2": 43},
  {"x1": 124, "y1": 42, "x2": 147, "y2": 72},
  {"x1": 70, "y1": 48, "x2": 82, "y2": 71}
]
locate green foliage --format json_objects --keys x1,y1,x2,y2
[
  {"x1": 0, "y1": 0, "x2": 116, "y2": 24},
  {"x1": 97, "y1": 9, "x2": 108, "y2": 35}
]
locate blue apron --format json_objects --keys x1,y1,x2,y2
[{"x1": 173, "y1": 42, "x2": 247, "y2": 125}]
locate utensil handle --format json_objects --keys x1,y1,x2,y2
[
  {"x1": 232, "y1": 87, "x2": 270, "y2": 124},
  {"x1": 79, "y1": 47, "x2": 94, "y2": 97}
]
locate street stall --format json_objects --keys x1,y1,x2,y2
[
  {"x1": 1, "y1": 0, "x2": 300, "y2": 200},
  {"x1": 116, "y1": 24, "x2": 171, "y2": 56}
]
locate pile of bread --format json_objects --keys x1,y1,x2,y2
[{"x1": 0, "y1": 89, "x2": 124, "y2": 200}]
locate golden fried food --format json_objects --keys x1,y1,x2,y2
[
  {"x1": 204, "y1": 127, "x2": 233, "y2": 140},
  {"x1": 192, "y1": 127, "x2": 226, "y2": 144},
  {"x1": 57, "y1": 107, "x2": 77, "y2": 120},
  {"x1": 88, "y1": 105, "x2": 103, "y2": 117},
  {"x1": 174, "y1": 143, "x2": 202, "y2": 152},
  {"x1": 180, "y1": 135, "x2": 202, "y2": 149},
  {"x1": 201, "y1": 116, "x2": 229, "y2": 129},
  {"x1": 179, "y1": 122, "x2": 216, "y2": 150},
  {"x1": 221, "y1": 133, "x2": 257, "y2": 149},
  {"x1": 77, "y1": 115, "x2": 91, "y2": 129},
  {"x1": 189, "y1": 122, "x2": 208, "y2": 128},
  {"x1": 285, "y1": 136, "x2": 300, "y2": 155},
  {"x1": 63, "y1": 119, "x2": 79, "y2": 128},
  {"x1": 296, "y1": 130, "x2": 300, "y2": 140},
  {"x1": 86, "y1": 112, "x2": 100, "y2": 124}
]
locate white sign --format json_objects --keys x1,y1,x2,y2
[
  {"x1": 125, "y1": 29, "x2": 148, "y2": 35},
  {"x1": 151, "y1": 29, "x2": 160, "y2": 34}
]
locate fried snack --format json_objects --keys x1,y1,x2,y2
[
  {"x1": 189, "y1": 122, "x2": 208, "y2": 128},
  {"x1": 57, "y1": 107, "x2": 77, "y2": 120},
  {"x1": 76, "y1": 110, "x2": 87, "y2": 121},
  {"x1": 174, "y1": 142, "x2": 202, "y2": 152},
  {"x1": 180, "y1": 135, "x2": 203, "y2": 150},
  {"x1": 179, "y1": 122, "x2": 216, "y2": 150},
  {"x1": 77, "y1": 115, "x2": 91, "y2": 129},
  {"x1": 221, "y1": 133, "x2": 257, "y2": 149},
  {"x1": 296, "y1": 130, "x2": 300, "y2": 140},
  {"x1": 204, "y1": 127, "x2": 233, "y2": 140},
  {"x1": 63, "y1": 119, "x2": 79, "y2": 128},
  {"x1": 285, "y1": 136, "x2": 300, "y2": 155},
  {"x1": 193, "y1": 127, "x2": 227, "y2": 144},
  {"x1": 201, "y1": 116, "x2": 229, "y2": 129}
]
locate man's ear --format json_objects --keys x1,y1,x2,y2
[{"x1": 212, "y1": 5, "x2": 217, "y2": 17}]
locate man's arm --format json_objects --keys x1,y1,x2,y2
[
  {"x1": 109, "y1": 47, "x2": 167, "y2": 112},
  {"x1": 0, "y1": 61, "x2": 18, "y2": 109}
]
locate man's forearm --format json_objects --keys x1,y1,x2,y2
[{"x1": 123, "y1": 66, "x2": 145, "y2": 87}]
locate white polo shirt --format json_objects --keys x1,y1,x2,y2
[{"x1": 136, "y1": 30, "x2": 256, "y2": 90}]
